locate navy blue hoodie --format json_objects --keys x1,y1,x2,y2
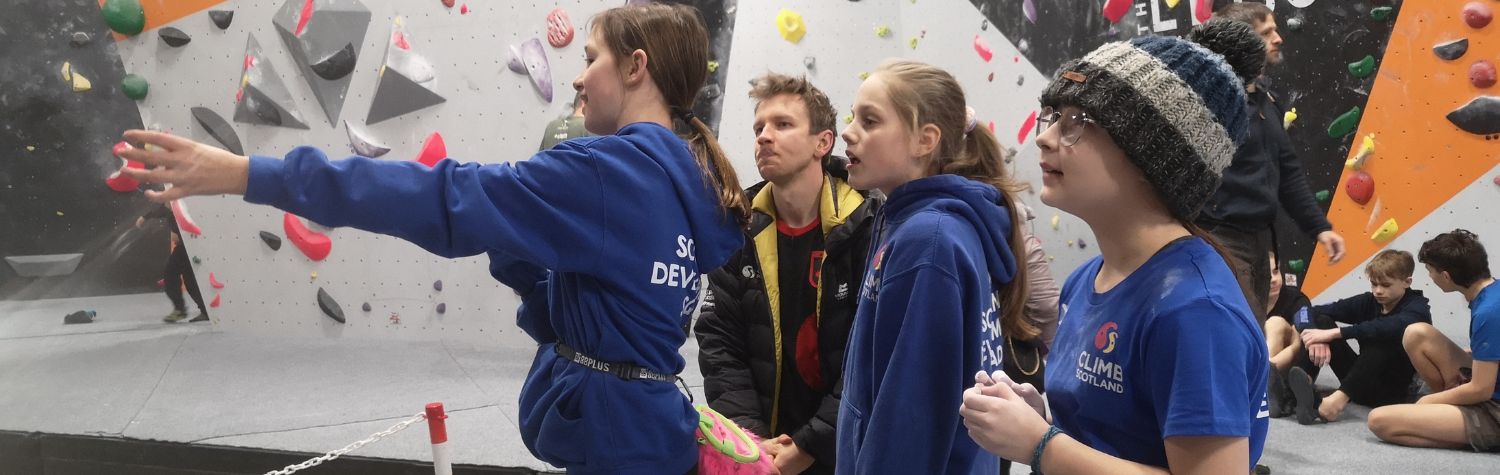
[
  {"x1": 837, "y1": 175, "x2": 1017, "y2": 474},
  {"x1": 244, "y1": 122, "x2": 743, "y2": 474}
]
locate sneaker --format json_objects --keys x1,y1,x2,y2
[
  {"x1": 1255, "y1": 464, "x2": 1272, "y2": 475},
  {"x1": 163, "y1": 310, "x2": 188, "y2": 323},
  {"x1": 1287, "y1": 367, "x2": 1322, "y2": 425},
  {"x1": 188, "y1": 311, "x2": 210, "y2": 323},
  {"x1": 1268, "y1": 370, "x2": 1291, "y2": 418}
]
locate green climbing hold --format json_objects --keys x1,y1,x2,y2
[
  {"x1": 1328, "y1": 106, "x2": 1362, "y2": 138},
  {"x1": 1315, "y1": 189, "x2": 1331, "y2": 203},
  {"x1": 1371, "y1": 6, "x2": 1393, "y2": 21},
  {"x1": 102, "y1": 0, "x2": 146, "y2": 36},
  {"x1": 1288, "y1": 259, "x2": 1307, "y2": 273},
  {"x1": 121, "y1": 74, "x2": 148, "y2": 100},
  {"x1": 1348, "y1": 55, "x2": 1375, "y2": 78}
]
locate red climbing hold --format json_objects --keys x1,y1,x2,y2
[
  {"x1": 1194, "y1": 0, "x2": 1212, "y2": 23},
  {"x1": 283, "y1": 213, "x2": 332, "y2": 261},
  {"x1": 112, "y1": 141, "x2": 133, "y2": 157},
  {"x1": 295, "y1": 0, "x2": 314, "y2": 37},
  {"x1": 1017, "y1": 110, "x2": 1038, "y2": 145},
  {"x1": 973, "y1": 34, "x2": 994, "y2": 62},
  {"x1": 171, "y1": 200, "x2": 203, "y2": 236},
  {"x1": 460, "y1": 4, "x2": 469, "y2": 14},
  {"x1": 547, "y1": 8, "x2": 575, "y2": 48},
  {"x1": 1345, "y1": 170, "x2": 1374, "y2": 205},
  {"x1": 1494, "y1": 175, "x2": 1500, "y2": 186},
  {"x1": 210, "y1": 293, "x2": 221, "y2": 308},
  {"x1": 107, "y1": 142, "x2": 144, "y2": 192},
  {"x1": 1464, "y1": 2, "x2": 1493, "y2": 29},
  {"x1": 1102, "y1": 0, "x2": 1131, "y2": 23},
  {"x1": 210, "y1": 272, "x2": 225, "y2": 289},
  {"x1": 442, "y1": 0, "x2": 454, "y2": 7},
  {"x1": 416, "y1": 132, "x2": 448, "y2": 167},
  {"x1": 1471, "y1": 60, "x2": 1497, "y2": 88}
]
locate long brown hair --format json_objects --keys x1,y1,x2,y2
[
  {"x1": 872, "y1": 59, "x2": 1037, "y2": 340},
  {"x1": 592, "y1": 4, "x2": 749, "y2": 226}
]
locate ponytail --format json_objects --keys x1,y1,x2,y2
[
  {"x1": 944, "y1": 125, "x2": 1038, "y2": 340},
  {"x1": 677, "y1": 109, "x2": 750, "y2": 228}
]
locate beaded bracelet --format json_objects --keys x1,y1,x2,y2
[{"x1": 1031, "y1": 425, "x2": 1063, "y2": 474}]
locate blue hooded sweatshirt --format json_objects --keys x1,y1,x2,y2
[
  {"x1": 244, "y1": 122, "x2": 743, "y2": 474},
  {"x1": 836, "y1": 175, "x2": 1017, "y2": 474}
]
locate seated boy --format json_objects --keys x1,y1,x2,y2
[
  {"x1": 1264, "y1": 254, "x2": 1314, "y2": 417},
  {"x1": 1368, "y1": 230, "x2": 1500, "y2": 452},
  {"x1": 1286, "y1": 249, "x2": 1432, "y2": 425}
]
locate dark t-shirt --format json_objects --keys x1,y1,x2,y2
[
  {"x1": 1269, "y1": 284, "x2": 1313, "y2": 330},
  {"x1": 776, "y1": 217, "x2": 826, "y2": 427}
]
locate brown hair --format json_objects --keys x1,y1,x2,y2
[
  {"x1": 1366, "y1": 249, "x2": 1416, "y2": 282},
  {"x1": 749, "y1": 73, "x2": 838, "y2": 140},
  {"x1": 1214, "y1": 2, "x2": 1273, "y2": 26},
  {"x1": 871, "y1": 59, "x2": 1036, "y2": 340},
  {"x1": 593, "y1": 4, "x2": 749, "y2": 226},
  {"x1": 1420, "y1": 230, "x2": 1492, "y2": 287}
]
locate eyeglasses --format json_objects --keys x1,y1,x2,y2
[{"x1": 1035, "y1": 107, "x2": 1097, "y2": 147}]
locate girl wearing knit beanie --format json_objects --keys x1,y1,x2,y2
[
  {"x1": 836, "y1": 59, "x2": 1034, "y2": 474},
  {"x1": 959, "y1": 26, "x2": 1270, "y2": 475}
]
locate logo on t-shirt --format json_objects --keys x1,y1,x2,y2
[
  {"x1": 861, "y1": 244, "x2": 889, "y2": 302},
  {"x1": 1094, "y1": 322, "x2": 1119, "y2": 354}
]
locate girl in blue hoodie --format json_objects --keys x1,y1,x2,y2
[
  {"x1": 835, "y1": 59, "x2": 1035, "y2": 474},
  {"x1": 117, "y1": 5, "x2": 748, "y2": 473},
  {"x1": 958, "y1": 30, "x2": 1270, "y2": 475}
]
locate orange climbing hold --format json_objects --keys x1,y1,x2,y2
[
  {"x1": 283, "y1": 213, "x2": 332, "y2": 261},
  {"x1": 416, "y1": 132, "x2": 447, "y2": 167}
]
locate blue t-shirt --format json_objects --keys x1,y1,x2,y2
[
  {"x1": 1045, "y1": 237, "x2": 1269, "y2": 469},
  {"x1": 1469, "y1": 282, "x2": 1500, "y2": 401}
]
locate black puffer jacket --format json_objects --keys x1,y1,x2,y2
[{"x1": 694, "y1": 172, "x2": 878, "y2": 472}]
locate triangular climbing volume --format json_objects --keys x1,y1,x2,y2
[
  {"x1": 366, "y1": 16, "x2": 445, "y2": 125},
  {"x1": 272, "y1": 0, "x2": 371, "y2": 125},
  {"x1": 234, "y1": 35, "x2": 310, "y2": 129}
]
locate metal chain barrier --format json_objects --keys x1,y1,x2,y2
[{"x1": 264, "y1": 412, "x2": 428, "y2": 475}]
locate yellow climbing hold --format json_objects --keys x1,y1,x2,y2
[
  {"x1": 875, "y1": 25, "x2": 891, "y2": 38},
  {"x1": 707, "y1": 60, "x2": 720, "y2": 74},
  {"x1": 776, "y1": 9, "x2": 806, "y2": 44},
  {"x1": 1067, "y1": 240, "x2": 1075, "y2": 247},
  {"x1": 1050, "y1": 214, "x2": 1060, "y2": 230},
  {"x1": 909, "y1": 37, "x2": 919, "y2": 49},
  {"x1": 859, "y1": 71, "x2": 870, "y2": 80},
  {"x1": 56, "y1": 211, "x2": 64, "y2": 216},
  {"x1": 1166, "y1": 0, "x2": 1181, "y2": 8},
  {"x1": 1371, "y1": 218, "x2": 1399, "y2": 243},
  {"x1": 1283, "y1": 107, "x2": 1298, "y2": 129},
  {"x1": 310, "y1": 271, "x2": 318, "y2": 281},
  {"x1": 25, "y1": 146, "x2": 35, "y2": 152},
  {"x1": 1347, "y1": 134, "x2": 1376, "y2": 170},
  {"x1": 60, "y1": 62, "x2": 92, "y2": 92},
  {"x1": 844, "y1": 114, "x2": 853, "y2": 124}
]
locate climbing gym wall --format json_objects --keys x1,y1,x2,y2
[
  {"x1": 101, "y1": 0, "x2": 738, "y2": 343},
  {"x1": 1307, "y1": 1, "x2": 1500, "y2": 345}
]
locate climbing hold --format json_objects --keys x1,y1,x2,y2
[
  {"x1": 1494, "y1": 175, "x2": 1500, "y2": 186},
  {"x1": 1078, "y1": 239, "x2": 1088, "y2": 250},
  {"x1": 1345, "y1": 170, "x2": 1374, "y2": 205},
  {"x1": 1315, "y1": 190, "x2": 1331, "y2": 203},
  {"x1": 209, "y1": 10, "x2": 234, "y2": 30},
  {"x1": 1371, "y1": 7, "x2": 1393, "y2": 21},
  {"x1": 1346, "y1": 134, "x2": 1376, "y2": 170},
  {"x1": 159, "y1": 27, "x2": 192, "y2": 47},
  {"x1": 981, "y1": 19, "x2": 989, "y2": 30},
  {"x1": 776, "y1": 9, "x2": 806, "y2": 44},
  {"x1": 974, "y1": 34, "x2": 994, "y2": 62},
  {"x1": 1067, "y1": 240, "x2": 1075, "y2": 247},
  {"x1": 210, "y1": 272, "x2": 225, "y2": 289},
  {"x1": 317, "y1": 288, "x2": 346, "y2": 323},
  {"x1": 64, "y1": 310, "x2": 96, "y2": 325},
  {"x1": 102, "y1": 0, "x2": 146, "y2": 36},
  {"x1": 370, "y1": 18, "x2": 447, "y2": 123},
  {"x1": 434, "y1": 280, "x2": 443, "y2": 292},
  {"x1": 707, "y1": 60, "x2": 720, "y2": 74},
  {"x1": 1023, "y1": 0, "x2": 1037, "y2": 24},
  {"x1": 1018, "y1": 39, "x2": 1031, "y2": 54},
  {"x1": 507, "y1": 38, "x2": 554, "y2": 102},
  {"x1": 26, "y1": 146, "x2": 35, "y2": 152},
  {"x1": 1435, "y1": 39, "x2": 1470, "y2": 61},
  {"x1": 60, "y1": 62, "x2": 92, "y2": 92},
  {"x1": 1050, "y1": 214, "x2": 1060, "y2": 230},
  {"x1": 988, "y1": 72, "x2": 994, "y2": 82},
  {"x1": 210, "y1": 293, "x2": 221, "y2": 308},
  {"x1": 1371, "y1": 218, "x2": 1399, "y2": 244},
  {"x1": 106, "y1": 156, "x2": 144, "y2": 192},
  {"x1": 1286, "y1": 17, "x2": 1304, "y2": 32},
  {"x1": 70, "y1": 32, "x2": 91, "y2": 47},
  {"x1": 191, "y1": 107, "x2": 244, "y2": 156},
  {"x1": 436, "y1": 303, "x2": 447, "y2": 314},
  {"x1": 1017, "y1": 75, "x2": 1025, "y2": 86},
  {"x1": 1447, "y1": 96, "x2": 1500, "y2": 135},
  {"x1": 1464, "y1": 2, "x2": 1493, "y2": 29},
  {"x1": 343, "y1": 121, "x2": 390, "y2": 158},
  {"x1": 1193, "y1": 0, "x2": 1212, "y2": 23},
  {"x1": 1102, "y1": 0, "x2": 1131, "y2": 22},
  {"x1": 121, "y1": 74, "x2": 149, "y2": 100},
  {"x1": 1017, "y1": 110, "x2": 1038, "y2": 145},
  {"x1": 843, "y1": 114, "x2": 853, "y2": 124},
  {"x1": 909, "y1": 37, "x2": 919, "y2": 49},
  {"x1": 308, "y1": 43, "x2": 358, "y2": 81},
  {"x1": 1165, "y1": 0, "x2": 1181, "y2": 8},
  {"x1": 1327, "y1": 106, "x2": 1361, "y2": 138},
  {"x1": 1347, "y1": 55, "x2": 1375, "y2": 78},
  {"x1": 362, "y1": 302, "x2": 372, "y2": 312},
  {"x1": 259, "y1": 231, "x2": 282, "y2": 251},
  {"x1": 389, "y1": 313, "x2": 401, "y2": 325},
  {"x1": 1472, "y1": 60, "x2": 1497, "y2": 88},
  {"x1": 1283, "y1": 107, "x2": 1298, "y2": 129},
  {"x1": 192, "y1": 256, "x2": 202, "y2": 265},
  {"x1": 310, "y1": 271, "x2": 318, "y2": 281},
  {"x1": 546, "y1": 8, "x2": 574, "y2": 48},
  {"x1": 858, "y1": 72, "x2": 870, "y2": 80},
  {"x1": 1288, "y1": 259, "x2": 1306, "y2": 273},
  {"x1": 442, "y1": 0, "x2": 454, "y2": 7},
  {"x1": 875, "y1": 25, "x2": 891, "y2": 38},
  {"x1": 236, "y1": 35, "x2": 311, "y2": 129},
  {"x1": 460, "y1": 4, "x2": 469, "y2": 14},
  {"x1": 415, "y1": 132, "x2": 447, "y2": 167},
  {"x1": 172, "y1": 200, "x2": 203, "y2": 236},
  {"x1": 804, "y1": 56, "x2": 816, "y2": 70},
  {"x1": 284, "y1": 213, "x2": 332, "y2": 261},
  {"x1": 273, "y1": 0, "x2": 371, "y2": 125}
]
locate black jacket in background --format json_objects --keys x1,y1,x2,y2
[
  {"x1": 1199, "y1": 81, "x2": 1332, "y2": 237},
  {"x1": 1316, "y1": 289, "x2": 1432, "y2": 343},
  {"x1": 694, "y1": 172, "x2": 878, "y2": 473}
]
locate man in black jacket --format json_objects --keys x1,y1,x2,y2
[
  {"x1": 695, "y1": 73, "x2": 877, "y2": 475},
  {"x1": 1208, "y1": 3, "x2": 1347, "y2": 322}
]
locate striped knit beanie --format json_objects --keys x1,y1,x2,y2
[{"x1": 1040, "y1": 35, "x2": 1250, "y2": 219}]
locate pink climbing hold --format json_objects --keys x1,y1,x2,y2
[
  {"x1": 1017, "y1": 110, "x2": 1038, "y2": 145},
  {"x1": 974, "y1": 34, "x2": 994, "y2": 62},
  {"x1": 106, "y1": 141, "x2": 143, "y2": 192},
  {"x1": 1345, "y1": 170, "x2": 1375, "y2": 205},
  {"x1": 294, "y1": 0, "x2": 314, "y2": 36},
  {"x1": 442, "y1": 0, "x2": 454, "y2": 7},
  {"x1": 988, "y1": 121, "x2": 995, "y2": 133},
  {"x1": 1471, "y1": 60, "x2": 1497, "y2": 88},
  {"x1": 547, "y1": 8, "x2": 575, "y2": 48},
  {"x1": 1465, "y1": 2, "x2": 1493, "y2": 29},
  {"x1": 416, "y1": 132, "x2": 448, "y2": 167},
  {"x1": 283, "y1": 213, "x2": 332, "y2": 261},
  {"x1": 1493, "y1": 175, "x2": 1500, "y2": 186},
  {"x1": 460, "y1": 4, "x2": 469, "y2": 14},
  {"x1": 210, "y1": 293, "x2": 221, "y2": 308},
  {"x1": 112, "y1": 141, "x2": 133, "y2": 157},
  {"x1": 1194, "y1": 0, "x2": 1212, "y2": 23},
  {"x1": 1102, "y1": 0, "x2": 1131, "y2": 23},
  {"x1": 171, "y1": 199, "x2": 203, "y2": 236},
  {"x1": 393, "y1": 30, "x2": 411, "y2": 50},
  {"x1": 210, "y1": 272, "x2": 225, "y2": 289}
]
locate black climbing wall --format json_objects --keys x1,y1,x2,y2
[
  {"x1": 662, "y1": 0, "x2": 738, "y2": 132},
  {"x1": 0, "y1": 0, "x2": 171, "y2": 300},
  {"x1": 970, "y1": 0, "x2": 1400, "y2": 283}
]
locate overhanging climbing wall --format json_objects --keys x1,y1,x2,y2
[{"x1": 110, "y1": 0, "x2": 739, "y2": 343}]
